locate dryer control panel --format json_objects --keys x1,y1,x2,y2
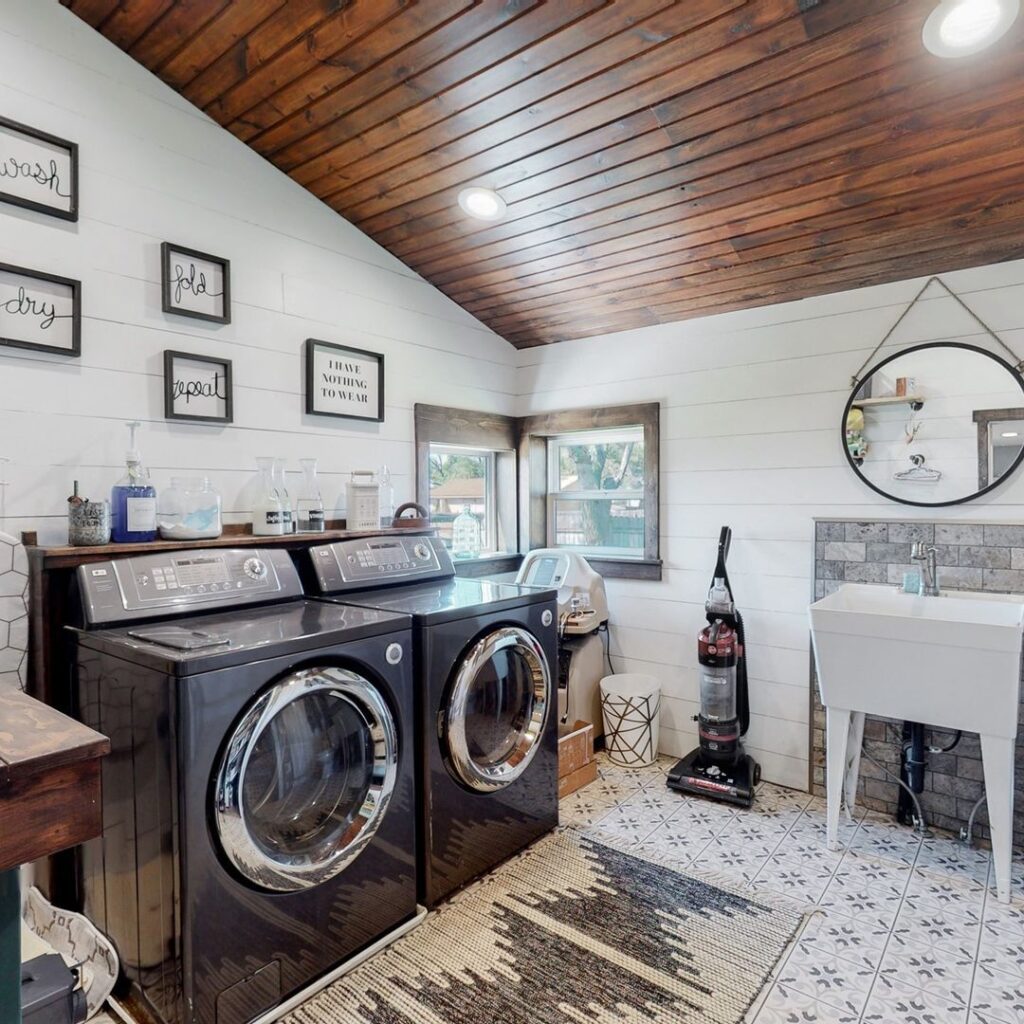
[
  {"x1": 77, "y1": 547, "x2": 303, "y2": 626},
  {"x1": 311, "y1": 534, "x2": 454, "y2": 592}
]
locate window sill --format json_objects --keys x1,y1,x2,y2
[
  {"x1": 584, "y1": 556, "x2": 662, "y2": 581},
  {"x1": 452, "y1": 553, "x2": 524, "y2": 578}
]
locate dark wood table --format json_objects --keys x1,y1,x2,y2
[{"x1": 0, "y1": 688, "x2": 109, "y2": 1023}]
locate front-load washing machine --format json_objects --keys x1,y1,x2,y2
[
  {"x1": 69, "y1": 547, "x2": 418, "y2": 1024},
  {"x1": 307, "y1": 535, "x2": 559, "y2": 907}
]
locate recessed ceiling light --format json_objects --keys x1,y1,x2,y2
[
  {"x1": 923, "y1": 0, "x2": 1019, "y2": 57},
  {"x1": 457, "y1": 186, "x2": 506, "y2": 221},
  {"x1": 1002, "y1": 431, "x2": 1020, "y2": 438}
]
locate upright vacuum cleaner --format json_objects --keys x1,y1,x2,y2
[{"x1": 667, "y1": 526, "x2": 760, "y2": 807}]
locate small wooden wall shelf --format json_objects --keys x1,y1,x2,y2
[{"x1": 851, "y1": 395, "x2": 925, "y2": 409}]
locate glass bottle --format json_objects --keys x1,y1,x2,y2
[
  {"x1": 272, "y1": 458, "x2": 295, "y2": 533},
  {"x1": 378, "y1": 463, "x2": 394, "y2": 527},
  {"x1": 111, "y1": 421, "x2": 157, "y2": 543},
  {"x1": 452, "y1": 505, "x2": 481, "y2": 559},
  {"x1": 158, "y1": 477, "x2": 222, "y2": 540},
  {"x1": 253, "y1": 457, "x2": 285, "y2": 536},
  {"x1": 296, "y1": 458, "x2": 325, "y2": 533}
]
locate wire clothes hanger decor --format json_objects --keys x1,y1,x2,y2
[
  {"x1": 893, "y1": 453, "x2": 942, "y2": 483},
  {"x1": 849, "y1": 276, "x2": 1024, "y2": 387}
]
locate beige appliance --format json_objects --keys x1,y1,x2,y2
[{"x1": 516, "y1": 549, "x2": 609, "y2": 734}]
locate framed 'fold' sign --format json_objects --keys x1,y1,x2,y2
[{"x1": 0, "y1": 116, "x2": 78, "y2": 221}]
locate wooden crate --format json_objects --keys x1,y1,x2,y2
[{"x1": 558, "y1": 719, "x2": 596, "y2": 797}]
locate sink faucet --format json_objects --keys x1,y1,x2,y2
[{"x1": 911, "y1": 541, "x2": 939, "y2": 596}]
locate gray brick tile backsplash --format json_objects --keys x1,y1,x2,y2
[
  {"x1": 865, "y1": 540, "x2": 912, "y2": 562},
  {"x1": 845, "y1": 522, "x2": 888, "y2": 541},
  {"x1": 845, "y1": 562, "x2": 889, "y2": 583},
  {"x1": 938, "y1": 566, "x2": 984, "y2": 589},
  {"x1": 823, "y1": 541, "x2": 866, "y2": 562},
  {"x1": 816, "y1": 522, "x2": 845, "y2": 541},
  {"x1": 984, "y1": 524, "x2": 1024, "y2": 546},
  {"x1": 887, "y1": 523, "x2": 934, "y2": 543},
  {"x1": 957, "y1": 545, "x2": 1011, "y2": 568},
  {"x1": 983, "y1": 568, "x2": 1024, "y2": 591},
  {"x1": 935, "y1": 523, "x2": 985, "y2": 545},
  {"x1": 813, "y1": 517, "x2": 1024, "y2": 845}
]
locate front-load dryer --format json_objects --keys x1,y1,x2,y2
[
  {"x1": 308, "y1": 535, "x2": 559, "y2": 908},
  {"x1": 69, "y1": 547, "x2": 418, "y2": 1024}
]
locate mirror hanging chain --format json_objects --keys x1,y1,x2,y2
[{"x1": 849, "y1": 276, "x2": 1024, "y2": 387}]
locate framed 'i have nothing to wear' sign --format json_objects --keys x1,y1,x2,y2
[{"x1": 305, "y1": 338, "x2": 385, "y2": 422}]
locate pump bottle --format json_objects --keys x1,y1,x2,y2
[{"x1": 111, "y1": 421, "x2": 158, "y2": 543}]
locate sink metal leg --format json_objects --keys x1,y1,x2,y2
[
  {"x1": 844, "y1": 712, "x2": 866, "y2": 815},
  {"x1": 826, "y1": 707, "x2": 852, "y2": 851},
  {"x1": 981, "y1": 733, "x2": 1015, "y2": 904}
]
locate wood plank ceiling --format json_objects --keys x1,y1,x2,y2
[{"x1": 62, "y1": 0, "x2": 1024, "y2": 347}]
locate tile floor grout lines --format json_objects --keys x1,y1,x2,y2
[{"x1": 559, "y1": 753, "x2": 1016, "y2": 1024}]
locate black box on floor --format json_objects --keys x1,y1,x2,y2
[{"x1": 21, "y1": 954, "x2": 86, "y2": 1024}]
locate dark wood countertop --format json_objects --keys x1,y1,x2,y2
[
  {"x1": 0, "y1": 687, "x2": 109, "y2": 786},
  {"x1": 0, "y1": 688, "x2": 109, "y2": 873}
]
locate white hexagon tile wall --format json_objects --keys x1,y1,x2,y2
[{"x1": 0, "y1": 530, "x2": 29, "y2": 692}]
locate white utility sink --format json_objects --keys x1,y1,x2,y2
[{"x1": 810, "y1": 583, "x2": 1024, "y2": 903}]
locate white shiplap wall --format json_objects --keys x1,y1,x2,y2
[
  {"x1": 517, "y1": 260, "x2": 1024, "y2": 789},
  {"x1": 0, "y1": 1, "x2": 516, "y2": 542}
]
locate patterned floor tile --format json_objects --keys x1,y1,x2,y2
[
  {"x1": 971, "y1": 966, "x2": 1024, "y2": 1023},
  {"x1": 891, "y1": 900, "x2": 982, "y2": 955},
  {"x1": 777, "y1": 942, "x2": 876, "y2": 1012},
  {"x1": 862, "y1": 973, "x2": 969, "y2": 1023},
  {"x1": 879, "y1": 938, "x2": 976, "y2": 1005},
  {"x1": 978, "y1": 935, "x2": 1024, "y2": 981},
  {"x1": 755, "y1": 983, "x2": 861, "y2": 1022},
  {"x1": 795, "y1": 910, "x2": 891, "y2": 970}
]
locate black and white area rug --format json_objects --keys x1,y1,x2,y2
[{"x1": 286, "y1": 828, "x2": 806, "y2": 1024}]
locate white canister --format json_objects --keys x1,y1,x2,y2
[{"x1": 347, "y1": 471, "x2": 380, "y2": 531}]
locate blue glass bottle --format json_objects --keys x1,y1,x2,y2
[{"x1": 111, "y1": 421, "x2": 157, "y2": 543}]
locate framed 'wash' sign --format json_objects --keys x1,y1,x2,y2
[
  {"x1": 305, "y1": 338, "x2": 385, "y2": 422},
  {"x1": 0, "y1": 116, "x2": 78, "y2": 221},
  {"x1": 164, "y1": 350, "x2": 233, "y2": 423},
  {"x1": 0, "y1": 262, "x2": 81, "y2": 356},
  {"x1": 161, "y1": 242, "x2": 231, "y2": 324}
]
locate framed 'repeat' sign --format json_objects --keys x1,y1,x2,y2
[
  {"x1": 304, "y1": 338, "x2": 385, "y2": 422},
  {"x1": 0, "y1": 116, "x2": 78, "y2": 221}
]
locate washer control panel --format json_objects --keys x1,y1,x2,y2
[
  {"x1": 311, "y1": 534, "x2": 454, "y2": 593},
  {"x1": 77, "y1": 548, "x2": 303, "y2": 626}
]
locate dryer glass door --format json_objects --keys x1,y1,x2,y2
[
  {"x1": 445, "y1": 626, "x2": 550, "y2": 793},
  {"x1": 214, "y1": 666, "x2": 398, "y2": 892}
]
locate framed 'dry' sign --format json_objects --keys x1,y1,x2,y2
[
  {"x1": 163, "y1": 350, "x2": 233, "y2": 423},
  {"x1": 0, "y1": 262, "x2": 81, "y2": 357},
  {"x1": 0, "y1": 116, "x2": 78, "y2": 221},
  {"x1": 305, "y1": 338, "x2": 385, "y2": 422},
  {"x1": 161, "y1": 242, "x2": 230, "y2": 324}
]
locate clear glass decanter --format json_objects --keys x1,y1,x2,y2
[
  {"x1": 452, "y1": 505, "x2": 482, "y2": 559},
  {"x1": 272, "y1": 458, "x2": 295, "y2": 533},
  {"x1": 296, "y1": 458, "x2": 325, "y2": 533},
  {"x1": 253, "y1": 457, "x2": 285, "y2": 536}
]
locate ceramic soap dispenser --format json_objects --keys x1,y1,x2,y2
[{"x1": 111, "y1": 420, "x2": 158, "y2": 543}]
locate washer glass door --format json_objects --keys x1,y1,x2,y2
[
  {"x1": 214, "y1": 666, "x2": 398, "y2": 892},
  {"x1": 445, "y1": 626, "x2": 550, "y2": 793}
]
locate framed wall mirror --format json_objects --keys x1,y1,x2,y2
[{"x1": 843, "y1": 342, "x2": 1024, "y2": 507}]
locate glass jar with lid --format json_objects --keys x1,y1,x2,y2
[{"x1": 158, "y1": 477, "x2": 222, "y2": 540}]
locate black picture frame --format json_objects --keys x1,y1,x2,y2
[
  {"x1": 0, "y1": 115, "x2": 78, "y2": 221},
  {"x1": 160, "y1": 242, "x2": 231, "y2": 324},
  {"x1": 163, "y1": 349, "x2": 234, "y2": 424},
  {"x1": 304, "y1": 338, "x2": 385, "y2": 422},
  {"x1": 0, "y1": 261, "x2": 81, "y2": 357},
  {"x1": 842, "y1": 341, "x2": 1024, "y2": 508}
]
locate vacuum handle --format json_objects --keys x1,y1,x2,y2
[{"x1": 715, "y1": 526, "x2": 732, "y2": 578}]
